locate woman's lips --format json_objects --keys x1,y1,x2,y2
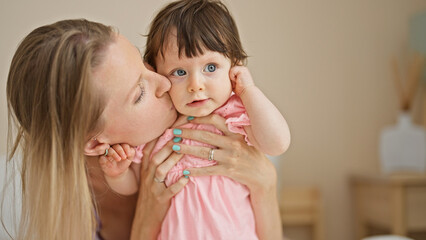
[{"x1": 186, "y1": 98, "x2": 209, "y2": 107}]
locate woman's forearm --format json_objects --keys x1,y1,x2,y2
[
  {"x1": 130, "y1": 212, "x2": 161, "y2": 240},
  {"x1": 130, "y1": 189, "x2": 166, "y2": 240},
  {"x1": 129, "y1": 140, "x2": 189, "y2": 240},
  {"x1": 247, "y1": 154, "x2": 283, "y2": 240},
  {"x1": 251, "y1": 186, "x2": 283, "y2": 240}
]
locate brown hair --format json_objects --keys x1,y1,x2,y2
[
  {"x1": 5, "y1": 19, "x2": 114, "y2": 240},
  {"x1": 144, "y1": 0, "x2": 248, "y2": 69}
]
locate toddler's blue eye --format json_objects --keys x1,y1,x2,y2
[
  {"x1": 173, "y1": 69, "x2": 186, "y2": 76},
  {"x1": 205, "y1": 64, "x2": 216, "y2": 72}
]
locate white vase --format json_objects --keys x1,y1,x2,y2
[{"x1": 379, "y1": 112, "x2": 426, "y2": 174}]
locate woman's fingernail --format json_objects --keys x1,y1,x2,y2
[
  {"x1": 173, "y1": 129, "x2": 182, "y2": 135},
  {"x1": 187, "y1": 116, "x2": 195, "y2": 121},
  {"x1": 172, "y1": 145, "x2": 181, "y2": 151},
  {"x1": 173, "y1": 137, "x2": 182, "y2": 143},
  {"x1": 184, "y1": 175, "x2": 189, "y2": 179},
  {"x1": 183, "y1": 170, "x2": 190, "y2": 175}
]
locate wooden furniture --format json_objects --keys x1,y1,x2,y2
[
  {"x1": 279, "y1": 187, "x2": 325, "y2": 240},
  {"x1": 350, "y1": 174, "x2": 426, "y2": 239}
]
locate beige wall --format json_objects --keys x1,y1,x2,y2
[{"x1": 1, "y1": 1, "x2": 426, "y2": 239}]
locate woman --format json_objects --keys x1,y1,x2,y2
[{"x1": 6, "y1": 19, "x2": 282, "y2": 240}]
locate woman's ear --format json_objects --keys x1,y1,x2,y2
[{"x1": 84, "y1": 137, "x2": 110, "y2": 156}]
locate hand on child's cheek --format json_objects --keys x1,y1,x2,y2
[{"x1": 229, "y1": 66, "x2": 255, "y2": 96}]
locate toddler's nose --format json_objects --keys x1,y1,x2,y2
[{"x1": 187, "y1": 75, "x2": 205, "y2": 93}]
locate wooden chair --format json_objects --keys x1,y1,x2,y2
[{"x1": 279, "y1": 187, "x2": 325, "y2": 240}]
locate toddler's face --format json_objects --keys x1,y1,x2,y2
[{"x1": 155, "y1": 35, "x2": 232, "y2": 117}]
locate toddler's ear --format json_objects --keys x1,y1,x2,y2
[{"x1": 84, "y1": 138, "x2": 110, "y2": 156}]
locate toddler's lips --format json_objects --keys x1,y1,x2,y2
[{"x1": 186, "y1": 98, "x2": 210, "y2": 107}]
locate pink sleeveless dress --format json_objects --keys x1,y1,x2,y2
[{"x1": 133, "y1": 95, "x2": 258, "y2": 240}]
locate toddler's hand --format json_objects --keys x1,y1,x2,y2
[
  {"x1": 99, "y1": 143, "x2": 135, "y2": 178},
  {"x1": 229, "y1": 66, "x2": 255, "y2": 96}
]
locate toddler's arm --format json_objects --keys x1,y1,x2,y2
[
  {"x1": 230, "y1": 66, "x2": 290, "y2": 156},
  {"x1": 99, "y1": 144, "x2": 139, "y2": 195}
]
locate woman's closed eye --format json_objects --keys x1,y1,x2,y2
[
  {"x1": 172, "y1": 69, "x2": 186, "y2": 77},
  {"x1": 204, "y1": 63, "x2": 216, "y2": 73},
  {"x1": 135, "y1": 83, "x2": 145, "y2": 104}
]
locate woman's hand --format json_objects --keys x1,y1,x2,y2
[
  {"x1": 171, "y1": 114, "x2": 277, "y2": 194},
  {"x1": 130, "y1": 139, "x2": 189, "y2": 240},
  {"x1": 169, "y1": 114, "x2": 283, "y2": 240}
]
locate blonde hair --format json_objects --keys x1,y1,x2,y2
[{"x1": 5, "y1": 19, "x2": 114, "y2": 240}]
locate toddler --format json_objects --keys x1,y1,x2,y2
[{"x1": 100, "y1": 0, "x2": 290, "y2": 239}]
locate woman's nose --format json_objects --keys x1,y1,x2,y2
[
  {"x1": 154, "y1": 72, "x2": 171, "y2": 97},
  {"x1": 187, "y1": 74, "x2": 205, "y2": 93},
  {"x1": 143, "y1": 62, "x2": 171, "y2": 98}
]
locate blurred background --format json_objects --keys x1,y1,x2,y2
[{"x1": 1, "y1": 0, "x2": 426, "y2": 239}]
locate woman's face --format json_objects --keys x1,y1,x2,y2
[{"x1": 93, "y1": 34, "x2": 177, "y2": 146}]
